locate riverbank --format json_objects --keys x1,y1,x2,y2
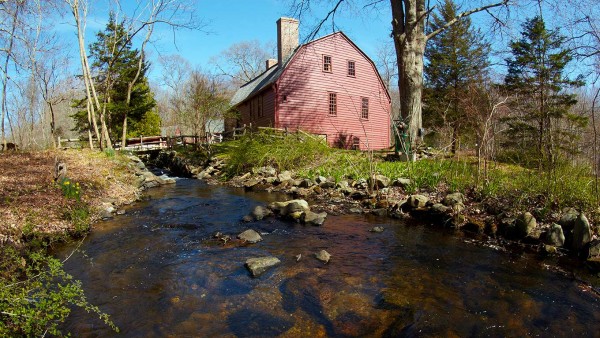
[
  {"x1": 155, "y1": 132, "x2": 600, "y2": 275},
  {"x1": 0, "y1": 149, "x2": 172, "y2": 336},
  {"x1": 0, "y1": 149, "x2": 172, "y2": 247}
]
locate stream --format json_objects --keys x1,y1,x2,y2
[{"x1": 57, "y1": 178, "x2": 600, "y2": 337}]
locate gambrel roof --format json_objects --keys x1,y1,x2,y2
[{"x1": 230, "y1": 31, "x2": 391, "y2": 107}]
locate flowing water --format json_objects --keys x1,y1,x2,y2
[{"x1": 58, "y1": 178, "x2": 600, "y2": 337}]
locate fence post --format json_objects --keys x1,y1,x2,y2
[{"x1": 58, "y1": 137, "x2": 62, "y2": 148}]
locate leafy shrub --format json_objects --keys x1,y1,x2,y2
[{"x1": 0, "y1": 247, "x2": 118, "y2": 336}]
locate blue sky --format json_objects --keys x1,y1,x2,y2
[
  {"x1": 76, "y1": 0, "x2": 394, "y2": 78},
  {"x1": 54, "y1": 0, "x2": 591, "y2": 84}
]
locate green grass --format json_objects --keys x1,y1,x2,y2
[{"x1": 213, "y1": 132, "x2": 598, "y2": 213}]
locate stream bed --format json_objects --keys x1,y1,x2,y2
[{"x1": 57, "y1": 178, "x2": 600, "y2": 337}]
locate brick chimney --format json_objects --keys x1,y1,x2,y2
[
  {"x1": 277, "y1": 17, "x2": 299, "y2": 67},
  {"x1": 266, "y1": 58, "x2": 277, "y2": 70}
]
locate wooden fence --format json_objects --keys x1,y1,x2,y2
[{"x1": 57, "y1": 124, "x2": 324, "y2": 151}]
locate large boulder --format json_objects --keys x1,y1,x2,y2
[
  {"x1": 406, "y1": 195, "x2": 429, "y2": 209},
  {"x1": 243, "y1": 178, "x2": 261, "y2": 190},
  {"x1": 442, "y1": 192, "x2": 464, "y2": 207},
  {"x1": 545, "y1": 223, "x2": 565, "y2": 247},
  {"x1": 301, "y1": 211, "x2": 327, "y2": 226},
  {"x1": 369, "y1": 174, "x2": 390, "y2": 189},
  {"x1": 277, "y1": 170, "x2": 293, "y2": 182},
  {"x1": 269, "y1": 199, "x2": 310, "y2": 219},
  {"x1": 336, "y1": 180, "x2": 353, "y2": 195},
  {"x1": 572, "y1": 213, "x2": 592, "y2": 251},
  {"x1": 558, "y1": 209, "x2": 592, "y2": 250},
  {"x1": 298, "y1": 179, "x2": 314, "y2": 188},
  {"x1": 238, "y1": 229, "x2": 263, "y2": 243},
  {"x1": 245, "y1": 256, "x2": 280, "y2": 277},
  {"x1": 514, "y1": 212, "x2": 537, "y2": 239},
  {"x1": 392, "y1": 178, "x2": 412, "y2": 189},
  {"x1": 253, "y1": 166, "x2": 277, "y2": 177},
  {"x1": 588, "y1": 239, "x2": 600, "y2": 258}
]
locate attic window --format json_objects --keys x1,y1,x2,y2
[
  {"x1": 323, "y1": 55, "x2": 332, "y2": 72},
  {"x1": 328, "y1": 92, "x2": 337, "y2": 116},
  {"x1": 347, "y1": 61, "x2": 355, "y2": 77}
]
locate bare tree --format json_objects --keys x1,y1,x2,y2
[
  {"x1": 116, "y1": 0, "x2": 203, "y2": 148},
  {"x1": 159, "y1": 54, "x2": 192, "y2": 136},
  {"x1": 65, "y1": 0, "x2": 102, "y2": 149},
  {"x1": 210, "y1": 40, "x2": 275, "y2": 88},
  {"x1": 35, "y1": 54, "x2": 72, "y2": 148},
  {"x1": 374, "y1": 41, "x2": 400, "y2": 120},
  {"x1": 0, "y1": 0, "x2": 25, "y2": 150},
  {"x1": 184, "y1": 70, "x2": 229, "y2": 139}
]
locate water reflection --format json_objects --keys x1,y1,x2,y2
[{"x1": 58, "y1": 178, "x2": 600, "y2": 337}]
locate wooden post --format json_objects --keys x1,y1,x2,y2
[
  {"x1": 58, "y1": 136, "x2": 62, "y2": 148},
  {"x1": 140, "y1": 135, "x2": 143, "y2": 150}
]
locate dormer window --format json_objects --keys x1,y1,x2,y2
[
  {"x1": 323, "y1": 55, "x2": 332, "y2": 72},
  {"x1": 347, "y1": 61, "x2": 355, "y2": 77}
]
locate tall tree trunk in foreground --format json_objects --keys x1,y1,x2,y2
[{"x1": 390, "y1": 0, "x2": 507, "y2": 152}]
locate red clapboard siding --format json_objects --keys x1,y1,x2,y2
[
  {"x1": 276, "y1": 32, "x2": 391, "y2": 150},
  {"x1": 240, "y1": 88, "x2": 276, "y2": 127}
]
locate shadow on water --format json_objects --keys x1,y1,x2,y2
[{"x1": 56, "y1": 178, "x2": 600, "y2": 337}]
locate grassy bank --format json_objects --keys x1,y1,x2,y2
[
  {"x1": 0, "y1": 149, "x2": 139, "y2": 336},
  {"x1": 214, "y1": 132, "x2": 599, "y2": 222}
]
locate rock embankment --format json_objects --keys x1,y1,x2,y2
[
  {"x1": 151, "y1": 151, "x2": 600, "y2": 274},
  {"x1": 96, "y1": 155, "x2": 175, "y2": 221}
]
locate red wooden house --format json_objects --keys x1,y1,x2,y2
[{"x1": 230, "y1": 18, "x2": 391, "y2": 150}]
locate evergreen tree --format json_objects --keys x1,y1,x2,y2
[
  {"x1": 423, "y1": 0, "x2": 490, "y2": 153},
  {"x1": 503, "y1": 16, "x2": 583, "y2": 166},
  {"x1": 72, "y1": 13, "x2": 157, "y2": 142}
]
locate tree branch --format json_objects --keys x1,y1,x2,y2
[
  {"x1": 426, "y1": 0, "x2": 508, "y2": 41},
  {"x1": 306, "y1": 0, "x2": 344, "y2": 41}
]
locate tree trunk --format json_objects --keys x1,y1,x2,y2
[
  {"x1": 71, "y1": 0, "x2": 100, "y2": 149},
  {"x1": 451, "y1": 124, "x2": 459, "y2": 154},
  {"x1": 86, "y1": 100, "x2": 94, "y2": 149},
  {"x1": 391, "y1": 0, "x2": 426, "y2": 151},
  {"x1": 1, "y1": 2, "x2": 21, "y2": 151},
  {"x1": 48, "y1": 101, "x2": 56, "y2": 148},
  {"x1": 121, "y1": 115, "x2": 128, "y2": 148},
  {"x1": 389, "y1": 0, "x2": 507, "y2": 157}
]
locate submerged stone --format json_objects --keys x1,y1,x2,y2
[
  {"x1": 238, "y1": 229, "x2": 263, "y2": 243},
  {"x1": 251, "y1": 205, "x2": 272, "y2": 220},
  {"x1": 315, "y1": 250, "x2": 331, "y2": 264},
  {"x1": 245, "y1": 256, "x2": 281, "y2": 277},
  {"x1": 301, "y1": 210, "x2": 327, "y2": 226}
]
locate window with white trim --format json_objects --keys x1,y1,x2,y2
[
  {"x1": 323, "y1": 55, "x2": 332, "y2": 72},
  {"x1": 328, "y1": 92, "x2": 337, "y2": 116},
  {"x1": 347, "y1": 61, "x2": 355, "y2": 77},
  {"x1": 361, "y1": 97, "x2": 369, "y2": 119}
]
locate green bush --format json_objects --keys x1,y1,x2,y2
[{"x1": 0, "y1": 247, "x2": 118, "y2": 336}]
